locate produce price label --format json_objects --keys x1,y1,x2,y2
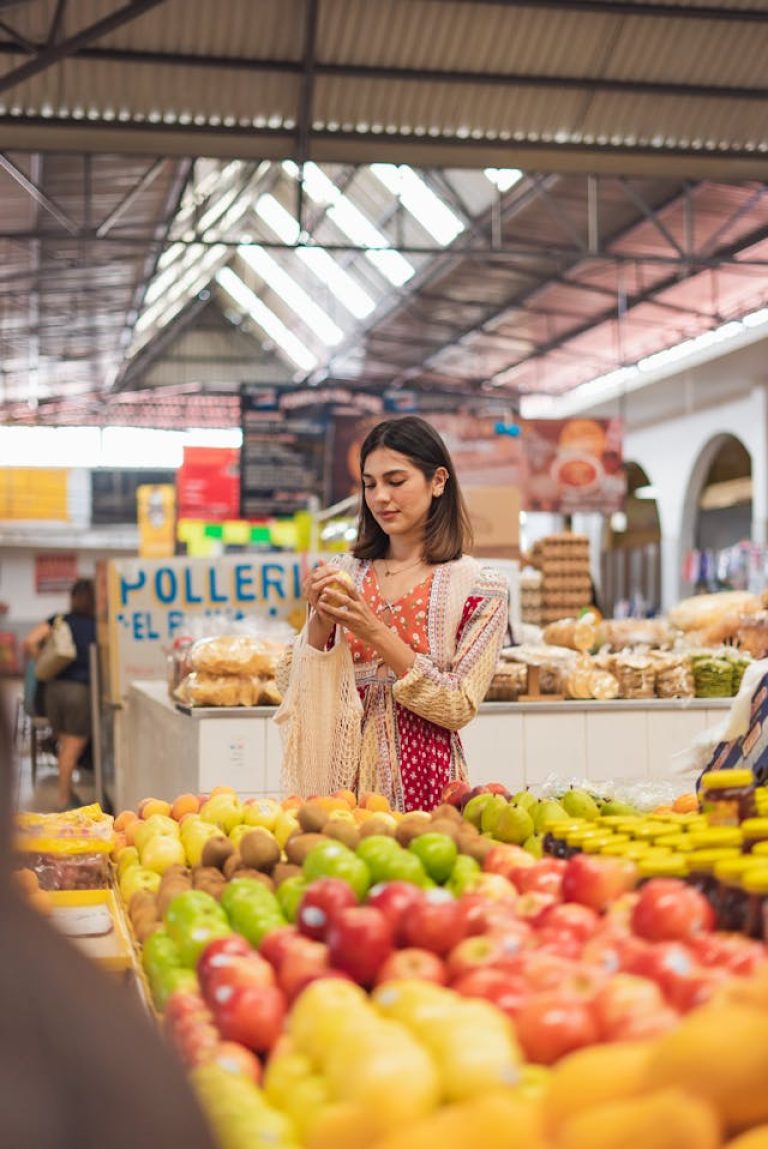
[{"x1": 106, "y1": 553, "x2": 323, "y2": 701}]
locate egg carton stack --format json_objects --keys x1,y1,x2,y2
[
  {"x1": 529, "y1": 533, "x2": 592, "y2": 624},
  {"x1": 520, "y1": 569, "x2": 543, "y2": 626}
]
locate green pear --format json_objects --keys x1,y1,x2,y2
[
  {"x1": 513, "y1": 790, "x2": 538, "y2": 812},
  {"x1": 463, "y1": 792, "x2": 495, "y2": 828},
  {"x1": 600, "y1": 798, "x2": 641, "y2": 818},
  {"x1": 561, "y1": 788, "x2": 601, "y2": 821},
  {"x1": 493, "y1": 803, "x2": 535, "y2": 846},
  {"x1": 532, "y1": 799, "x2": 570, "y2": 833},
  {"x1": 523, "y1": 833, "x2": 544, "y2": 857},
  {"x1": 480, "y1": 795, "x2": 510, "y2": 836}
]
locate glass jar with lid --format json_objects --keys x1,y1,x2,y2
[
  {"x1": 713, "y1": 856, "x2": 768, "y2": 932},
  {"x1": 636, "y1": 855, "x2": 688, "y2": 883},
  {"x1": 699, "y1": 769, "x2": 756, "y2": 826},
  {"x1": 739, "y1": 818, "x2": 768, "y2": 853},
  {"x1": 686, "y1": 847, "x2": 742, "y2": 905},
  {"x1": 740, "y1": 867, "x2": 768, "y2": 939}
]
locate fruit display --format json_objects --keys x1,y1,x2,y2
[
  {"x1": 109, "y1": 780, "x2": 768, "y2": 1149},
  {"x1": 16, "y1": 804, "x2": 115, "y2": 890}
]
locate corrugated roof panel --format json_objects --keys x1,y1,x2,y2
[
  {"x1": 607, "y1": 16, "x2": 768, "y2": 87},
  {"x1": 581, "y1": 91, "x2": 767, "y2": 146}
]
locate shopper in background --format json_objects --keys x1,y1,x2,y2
[
  {"x1": 0, "y1": 705, "x2": 217, "y2": 1149},
  {"x1": 23, "y1": 578, "x2": 96, "y2": 810},
  {"x1": 289, "y1": 415, "x2": 508, "y2": 811}
]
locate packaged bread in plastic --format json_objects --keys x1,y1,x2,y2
[
  {"x1": 176, "y1": 672, "x2": 259, "y2": 707},
  {"x1": 542, "y1": 615, "x2": 598, "y2": 652},
  {"x1": 669, "y1": 591, "x2": 761, "y2": 644},
  {"x1": 564, "y1": 660, "x2": 619, "y2": 701},
  {"x1": 601, "y1": 618, "x2": 672, "y2": 651},
  {"x1": 187, "y1": 634, "x2": 284, "y2": 678}
]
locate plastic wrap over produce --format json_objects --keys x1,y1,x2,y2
[{"x1": 533, "y1": 773, "x2": 701, "y2": 812}]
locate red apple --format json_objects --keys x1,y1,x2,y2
[
  {"x1": 163, "y1": 990, "x2": 211, "y2": 1030},
  {"x1": 515, "y1": 991, "x2": 600, "y2": 1064},
  {"x1": 167, "y1": 1013, "x2": 220, "y2": 1067},
  {"x1": 375, "y1": 947, "x2": 448, "y2": 986},
  {"x1": 562, "y1": 854, "x2": 637, "y2": 912},
  {"x1": 258, "y1": 926, "x2": 301, "y2": 971},
  {"x1": 441, "y1": 780, "x2": 471, "y2": 808},
  {"x1": 485, "y1": 782, "x2": 512, "y2": 798},
  {"x1": 446, "y1": 929, "x2": 530, "y2": 980},
  {"x1": 198, "y1": 938, "x2": 275, "y2": 1002},
  {"x1": 513, "y1": 891, "x2": 559, "y2": 921},
  {"x1": 628, "y1": 942, "x2": 725, "y2": 1013},
  {"x1": 277, "y1": 939, "x2": 331, "y2": 1001},
  {"x1": 610, "y1": 1005, "x2": 680, "y2": 1041},
  {"x1": 689, "y1": 932, "x2": 767, "y2": 977},
  {"x1": 631, "y1": 879, "x2": 715, "y2": 943},
  {"x1": 510, "y1": 858, "x2": 565, "y2": 898},
  {"x1": 581, "y1": 930, "x2": 653, "y2": 976},
  {"x1": 484, "y1": 844, "x2": 535, "y2": 880},
  {"x1": 400, "y1": 890, "x2": 470, "y2": 956},
  {"x1": 366, "y1": 881, "x2": 425, "y2": 940},
  {"x1": 327, "y1": 906, "x2": 394, "y2": 986},
  {"x1": 591, "y1": 972, "x2": 668, "y2": 1040},
  {"x1": 534, "y1": 903, "x2": 600, "y2": 942},
  {"x1": 451, "y1": 967, "x2": 530, "y2": 1019},
  {"x1": 297, "y1": 878, "x2": 359, "y2": 941},
  {"x1": 461, "y1": 895, "x2": 525, "y2": 938},
  {"x1": 209, "y1": 1041, "x2": 263, "y2": 1083},
  {"x1": 211, "y1": 983, "x2": 286, "y2": 1052},
  {"x1": 534, "y1": 928, "x2": 584, "y2": 961}
]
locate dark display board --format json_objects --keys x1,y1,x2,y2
[
  {"x1": 240, "y1": 386, "x2": 327, "y2": 518},
  {"x1": 91, "y1": 469, "x2": 176, "y2": 525}
]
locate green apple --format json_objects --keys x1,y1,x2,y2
[
  {"x1": 220, "y1": 877, "x2": 281, "y2": 917},
  {"x1": 242, "y1": 797, "x2": 281, "y2": 831},
  {"x1": 219, "y1": 877, "x2": 286, "y2": 944},
  {"x1": 379, "y1": 849, "x2": 429, "y2": 887},
  {"x1": 140, "y1": 834, "x2": 187, "y2": 874},
  {"x1": 199, "y1": 793, "x2": 244, "y2": 834},
  {"x1": 304, "y1": 842, "x2": 371, "y2": 899},
  {"x1": 119, "y1": 865, "x2": 161, "y2": 903},
  {"x1": 446, "y1": 853, "x2": 480, "y2": 896},
  {"x1": 493, "y1": 803, "x2": 534, "y2": 845},
  {"x1": 479, "y1": 795, "x2": 509, "y2": 836},
  {"x1": 141, "y1": 927, "x2": 180, "y2": 979},
  {"x1": 408, "y1": 833, "x2": 458, "y2": 884},
  {"x1": 151, "y1": 966, "x2": 199, "y2": 1012},
  {"x1": 276, "y1": 874, "x2": 309, "y2": 922},
  {"x1": 166, "y1": 890, "x2": 231, "y2": 967},
  {"x1": 463, "y1": 792, "x2": 495, "y2": 828},
  {"x1": 355, "y1": 836, "x2": 404, "y2": 884}
]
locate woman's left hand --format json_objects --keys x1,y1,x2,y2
[{"x1": 318, "y1": 584, "x2": 383, "y2": 646}]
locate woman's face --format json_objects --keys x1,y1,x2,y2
[{"x1": 362, "y1": 447, "x2": 446, "y2": 540}]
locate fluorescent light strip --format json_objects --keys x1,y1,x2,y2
[
  {"x1": 239, "y1": 244, "x2": 344, "y2": 346},
  {"x1": 216, "y1": 267, "x2": 317, "y2": 371},
  {"x1": 255, "y1": 194, "x2": 375, "y2": 319},
  {"x1": 370, "y1": 164, "x2": 464, "y2": 245},
  {"x1": 282, "y1": 160, "x2": 414, "y2": 287}
]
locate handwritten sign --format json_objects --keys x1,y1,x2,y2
[{"x1": 106, "y1": 553, "x2": 323, "y2": 701}]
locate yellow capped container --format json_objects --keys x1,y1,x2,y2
[
  {"x1": 599, "y1": 841, "x2": 633, "y2": 857},
  {"x1": 598, "y1": 816, "x2": 638, "y2": 829},
  {"x1": 714, "y1": 856, "x2": 768, "y2": 884},
  {"x1": 632, "y1": 822, "x2": 676, "y2": 842},
  {"x1": 686, "y1": 847, "x2": 741, "y2": 875},
  {"x1": 623, "y1": 843, "x2": 671, "y2": 862},
  {"x1": 637, "y1": 855, "x2": 688, "y2": 880},
  {"x1": 740, "y1": 818, "x2": 768, "y2": 849},
  {"x1": 582, "y1": 834, "x2": 621, "y2": 854},
  {"x1": 700, "y1": 769, "x2": 756, "y2": 826},
  {"x1": 742, "y1": 867, "x2": 768, "y2": 895},
  {"x1": 753, "y1": 841, "x2": 768, "y2": 859},
  {"x1": 687, "y1": 827, "x2": 744, "y2": 850},
  {"x1": 654, "y1": 833, "x2": 694, "y2": 853}
]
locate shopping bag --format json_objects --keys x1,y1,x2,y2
[
  {"x1": 274, "y1": 626, "x2": 362, "y2": 798},
  {"x1": 35, "y1": 615, "x2": 76, "y2": 682}
]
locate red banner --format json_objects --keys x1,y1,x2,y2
[{"x1": 176, "y1": 447, "x2": 240, "y2": 522}]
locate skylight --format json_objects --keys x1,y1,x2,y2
[
  {"x1": 238, "y1": 244, "x2": 344, "y2": 346},
  {"x1": 216, "y1": 267, "x2": 318, "y2": 372},
  {"x1": 484, "y1": 168, "x2": 524, "y2": 193},
  {"x1": 370, "y1": 164, "x2": 465, "y2": 245},
  {"x1": 255, "y1": 194, "x2": 375, "y2": 320},
  {"x1": 283, "y1": 161, "x2": 415, "y2": 287}
]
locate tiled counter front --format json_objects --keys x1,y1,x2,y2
[{"x1": 122, "y1": 681, "x2": 730, "y2": 804}]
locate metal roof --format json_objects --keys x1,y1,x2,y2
[{"x1": 2, "y1": 0, "x2": 768, "y2": 424}]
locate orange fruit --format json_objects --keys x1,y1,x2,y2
[{"x1": 170, "y1": 792, "x2": 200, "y2": 821}]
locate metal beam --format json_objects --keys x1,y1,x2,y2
[
  {"x1": 46, "y1": 0, "x2": 67, "y2": 46},
  {"x1": 0, "y1": 0, "x2": 169, "y2": 97},
  {"x1": 95, "y1": 157, "x2": 166, "y2": 237},
  {"x1": 418, "y1": 0, "x2": 768, "y2": 20},
  {"x1": 0, "y1": 152, "x2": 78, "y2": 232},
  {"x1": 296, "y1": 0, "x2": 318, "y2": 231}
]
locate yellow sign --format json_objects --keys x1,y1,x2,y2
[
  {"x1": 137, "y1": 485, "x2": 176, "y2": 558},
  {"x1": 0, "y1": 469, "x2": 70, "y2": 521}
]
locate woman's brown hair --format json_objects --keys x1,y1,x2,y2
[
  {"x1": 352, "y1": 416, "x2": 473, "y2": 563},
  {"x1": 70, "y1": 578, "x2": 95, "y2": 617}
]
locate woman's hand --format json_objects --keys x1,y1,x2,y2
[
  {"x1": 318, "y1": 583, "x2": 384, "y2": 647},
  {"x1": 303, "y1": 564, "x2": 347, "y2": 649}
]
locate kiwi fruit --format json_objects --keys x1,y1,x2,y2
[
  {"x1": 233, "y1": 868, "x2": 274, "y2": 890},
  {"x1": 222, "y1": 852, "x2": 244, "y2": 880},
  {"x1": 428, "y1": 818, "x2": 460, "y2": 841},
  {"x1": 395, "y1": 820, "x2": 431, "y2": 847},
  {"x1": 297, "y1": 800, "x2": 328, "y2": 834},
  {"x1": 201, "y1": 836, "x2": 236, "y2": 871},
  {"x1": 359, "y1": 815, "x2": 397, "y2": 839},
  {"x1": 272, "y1": 862, "x2": 302, "y2": 886},
  {"x1": 128, "y1": 889, "x2": 158, "y2": 921},
  {"x1": 285, "y1": 832, "x2": 328, "y2": 866},
  {"x1": 192, "y1": 866, "x2": 224, "y2": 889},
  {"x1": 159, "y1": 863, "x2": 190, "y2": 882},
  {"x1": 133, "y1": 914, "x2": 161, "y2": 943},
  {"x1": 457, "y1": 833, "x2": 495, "y2": 863},
  {"x1": 323, "y1": 820, "x2": 360, "y2": 849},
  {"x1": 239, "y1": 828, "x2": 281, "y2": 873},
  {"x1": 157, "y1": 880, "x2": 192, "y2": 918},
  {"x1": 431, "y1": 803, "x2": 463, "y2": 824}
]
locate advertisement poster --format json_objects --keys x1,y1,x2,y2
[
  {"x1": 35, "y1": 552, "x2": 78, "y2": 593},
  {"x1": 137, "y1": 484, "x2": 176, "y2": 558},
  {"x1": 331, "y1": 413, "x2": 624, "y2": 515},
  {"x1": 176, "y1": 446, "x2": 240, "y2": 522}
]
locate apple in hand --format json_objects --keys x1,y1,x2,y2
[
  {"x1": 562, "y1": 854, "x2": 636, "y2": 912},
  {"x1": 375, "y1": 947, "x2": 448, "y2": 986},
  {"x1": 631, "y1": 878, "x2": 714, "y2": 943},
  {"x1": 327, "y1": 906, "x2": 394, "y2": 986},
  {"x1": 515, "y1": 990, "x2": 600, "y2": 1064},
  {"x1": 211, "y1": 983, "x2": 286, "y2": 1052},
  {"x1": 400, "y1": 889, "x2": 469, "y2": 955},
  {"x1": 296, "y1": 877, "x2": 358, "y2": 942}
]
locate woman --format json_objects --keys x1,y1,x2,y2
[
  {"x1": 286, "y1": 416, "x2": 508, "y2": 812},
  {"x1": 24, "y1": 578, "x2": 96, "y2": 810}
]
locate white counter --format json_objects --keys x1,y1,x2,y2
[{"x1": 119, "y1": 680, "x2": 731, "y2": 808}]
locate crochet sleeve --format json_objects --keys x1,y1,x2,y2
[{"x1": 392, "y1": 567, "x2": 508, "y2": 731}]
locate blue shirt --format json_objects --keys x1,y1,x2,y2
[{"x1": 47, "y1": 613, "x2": 96, "y2": 685}]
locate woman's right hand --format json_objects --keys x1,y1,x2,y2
[{"x1": 303, "y1": 564, "x2": 345, "y2": 647}]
